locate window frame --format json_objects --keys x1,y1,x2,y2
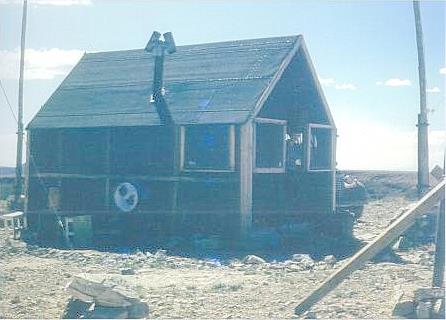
[
  {"x1": 253, "y1": 117, "x2": 287, "y2": 174},
  {"x1": 180, "y1": 124, "x2": 236, "y2": 172},
  {"x1": 306, "y1": 123, "x2": 335, "y2": 172}
]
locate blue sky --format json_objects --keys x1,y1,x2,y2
[{"x1": 0, "y1": 0, "x2": 444, "y2": 170}]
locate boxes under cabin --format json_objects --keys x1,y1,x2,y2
[{"x1": 25, "y1": 35, "x2": 337, "y2": 246}]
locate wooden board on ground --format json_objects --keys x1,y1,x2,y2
[{"x1": 294, "y1": 180, "x2": 445, "y2": 316}]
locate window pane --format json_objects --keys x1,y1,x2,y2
[
  {"x1": 256, "y1": 123, "x2": 285, "y2": 168},
  {"x1": 184, "y1": 125, "x2": 230, "y2": 169},
  {"x1": 309, "y1": 127, "x2": 332, "y2": 170}
]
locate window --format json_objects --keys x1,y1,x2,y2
[
  {"x1": 254, "y1": 118, "x2": 287, "y2": 173},
  {"x1": 182, "y1": 125, "x2": 235, "y2": 171},
  {"x1": 307, "y1": 124, "x2": 333, "y2": 171}
]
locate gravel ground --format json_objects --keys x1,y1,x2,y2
[{"x1": 0, "y1": 171, "x2": 438, "y2": 319}]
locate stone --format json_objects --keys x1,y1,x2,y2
[
  {"x1": 291, "y1": 254, "x2": 314, "y2": 269},
  {"x1": 67, "y1": 275, "x2": 140, "y2": 308},
  {"x1": 323, "y1": 255, "x2": 337, "y2": 265},
  {"x1": 392, "y1": 292, "x2": 415, "y2": 317},
  {"x1": 154, "y1": 250, "x2": 167, "y2": 258},
  {"x1": 121, "y1": 268, "x2": 136, "y2": 275},
  {"x1": 242, "y1": 255, "x2": 266, "y2": 265}
]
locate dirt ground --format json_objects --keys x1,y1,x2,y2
[{"x1": 0, "y1": 171, "x2": 440, "y2": 319}]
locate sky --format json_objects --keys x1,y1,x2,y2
[{"x1": 0, "y1": 0, "x2": 444, "y2": 170}]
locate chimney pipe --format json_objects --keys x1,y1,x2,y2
[{"x1": 146, "y1": 31, "x2": 176, "y2": 125}]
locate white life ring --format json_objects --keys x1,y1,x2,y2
[{"x1": 113, "y1": 182, "x2": 138, "y2": 212}]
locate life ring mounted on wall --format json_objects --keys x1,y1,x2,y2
[{"x1": 113, "y1": 182, "x2": 139, "y2": 212}]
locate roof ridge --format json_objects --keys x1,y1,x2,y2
[{"x1": 84, "y1": 35, "x2": 301, "y2": 57}]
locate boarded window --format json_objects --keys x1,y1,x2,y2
[
  {"x1": 61, "y1": 129, "x2": 107, "y2": 174},
  {"x1": 30, "y1": 129, "x2": 60, "y2": 173},
  {"x1": 111, "y1": 127, "x2": 173, "y2": 174},
  {"x1": 184, "y1": 125, "x2": 232, "y2": 170},
  {"x1": 255, "y1": 123, "x2": 285, "y2": 169},
  {"x1": 308, "y1": 126, "x2": 332, "y2": 170}
]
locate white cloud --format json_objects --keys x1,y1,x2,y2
[
  {"x1": 318, "y1": 76, "x2": 357, "y2": 90},
  {"x1": 336, "y1": 120, "x2": 445, "y2": 171},
  {"x1": 0, "y1": 0, "x2": 92, "y2": 5},
  {"x1": 318, "y1": 76, "x2": 335, "y2": 86},
  {"x1": 0, "y1": 48, "x2": 83, "y2": 80},
  {"x1": 440, "y1": 67, "x2": 446, "y2": 75},
  {"x1": 334, "y1": 83, "x2": 356, "y2": 90},
  {"x1": 427, "y1": 86, "x2": 440, "y2": 93},
  {"x1": 376, "y1": 78, "x2": 412, "y2": 87}
]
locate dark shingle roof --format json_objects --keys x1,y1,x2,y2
[{"x1": 28, "y1": 35, "x2": 301, "y2": 129}]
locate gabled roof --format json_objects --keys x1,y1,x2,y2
[{"x1": 28, "y1": 35, "x2": 323, "y2": 129}]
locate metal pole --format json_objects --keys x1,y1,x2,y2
[
  {"x1": 14, "y1": 0, "x2": 27, "y2": 206},
  {"x1": 413, "y1": 0, "x2": 429, "y2": 196}
]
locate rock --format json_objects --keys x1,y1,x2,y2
[
  {"x1": 154, "y1": 249, "x2": 167, "y2": 258},
  {"x1": 392, "y1": 292, "x2": 415, "y2": 317},
  {"x1": 120, "y1": 268, "x2": 136, "y2": 275},
  {"x1": 323, "y1": 255, "x2": 337, "y2": 265},
  {"x1": 67, "y1": 275, "x2": 140, "y2": 308},
  {"x1": 416, "y1": 301, "x2": 432, "y2": 319},
  {"x1": 291, "y1": 254, "x2": 314, "y2": 269},
  {"x1": 242, "y1": 255, "x2": 266, "y2": 264},
  {"x1": 10, "y1": 296, "x2": 20, "y2": 304}
]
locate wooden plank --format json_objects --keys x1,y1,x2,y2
[
  {"x1": 255, "y1": 117, "x2": 287, "y2": 125},
  {"x1": 254, "y1": 168, "x2": 285, "y2": 174},
  {"x1": 104, "y1": 128, "x2": 111, "y2": 210},
  {"x1": 229, "y1": 125, "x2": 236, "y2": 171},
  {"x1": 23, "y1": 131, "x2": 31, "y2": 216},
  {"x1": 294, "y1": 180, "x2": 445, "y2": 316},
  {"x1": 30, "y1": 172, "x2": 236, "y2": 183},
  {"x1": 239, "y1": 121, "x2": 253, "y2": 236},
  {"x1": 432, "y1": 198, "x2": 445, "y2": 287},
  {"x1": 179, "y1": 126, "x2": 185, "y2": 171}
]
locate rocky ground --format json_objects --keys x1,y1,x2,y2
[{"x1": 0, "y1": 171, "x2": 441, "y2": 319}]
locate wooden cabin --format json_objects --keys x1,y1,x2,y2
[{"x1": 25, "y1": 35, "x2": 336, "y2": 245}]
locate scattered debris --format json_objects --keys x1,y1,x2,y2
[{"x1": 391, "y1": 287, "x2": 445, "y2": 319}]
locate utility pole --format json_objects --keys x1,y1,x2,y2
[
  {"x1": 14, "y1": 0, "x2": 27, "y2": 206},
  {"x1": 413, "y1": 0, "x2": 429, "y2": 196}
]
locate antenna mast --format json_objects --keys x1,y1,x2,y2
[
  {"x1": 413, "y1": 0, "x2": 429, "y2": 195},
  {"x1": 14, "y1": 0, "x2": 27, "y2": 206}
]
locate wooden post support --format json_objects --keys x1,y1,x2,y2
[
  {"x1": 104, "y1": 128, "x2": 112, "y2": 210},
  {"x1": 294, "y1": 180, "x2": 445, "y2": 316},
  {"x1": 413, "y1": 0, "x2": 430, "y2": 195},
  {"x1": 239, "y1": 122, "x2": 253, "y2": 237},
  {"x1": 432, "y1": 197, "x2": 445, "y2": 287}
]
